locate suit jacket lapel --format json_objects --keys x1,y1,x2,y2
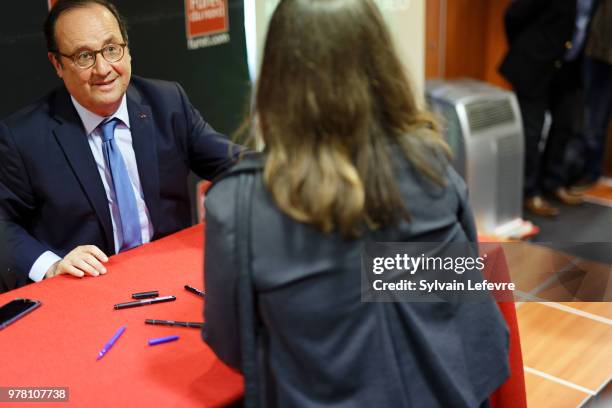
[
  {"x1": 51, "y1": 88, "x2": 115, "y2": 252},
  {"x1": 126, "y1": 86, "x2": 160, "y2": 237}
]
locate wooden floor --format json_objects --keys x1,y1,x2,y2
[
  {"x1": 517, "y1": 302, "x2": 611, "y2": 407},
  {"x1": 524, "y1": 371, "x2": 591, "y2": 408},
  {"x1": 513, "y1": 180, "x2": 612, "y2": 407},
  {"x1": 584, "y1": 178, "x2": 612, "y2": 206}
]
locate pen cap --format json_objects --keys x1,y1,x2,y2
[
  {"x1": 132, "y1": 291, "x2": 159, "y2": 299},
  {"x1": 148, "y1": 335, "x2": 180, "y2": 346}
]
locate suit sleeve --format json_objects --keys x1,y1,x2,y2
[
  {"x1": 202, "y1": 176, "x2": 242, "y2": 369},
  {"x1": 0, "y1": 121, "x2": 51, "y2": 286},
  {"x1": 174, "y1": 83, "x2": 242, "y2": 181},
  {"x1": 504, "y1": 0, "x2": 550, "y2": 43}
]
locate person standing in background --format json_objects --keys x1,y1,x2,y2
[
  {"x1": 572, "y1": 0, "x2": 612, "y2": 190},
  {"x1": 499, "y1": 0, "x2": 596, "y2": 217}
]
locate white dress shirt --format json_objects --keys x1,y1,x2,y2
[{"x1": 28, "y1": 95, "x2": 153, "y2": 282}]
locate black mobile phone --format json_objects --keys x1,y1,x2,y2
[{"x1": 0, "y1": 298, "x2": 41, "y2": 329}]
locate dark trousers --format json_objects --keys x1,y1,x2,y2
[
  {"x1": 582, "y1": 57, "x2": 612, "y2": 181},
  {"x1": 518, "y1": 61, "x2": 583, "y2": 198}
]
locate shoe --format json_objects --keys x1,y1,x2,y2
[
  {"x1": 524, "y1": 196, "x2": 559, "y2": 217},
  {"x1": 551, "y1": 187, "x2": 583, "y2": 205}
]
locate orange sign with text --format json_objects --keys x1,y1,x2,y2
[{"x1": 185, "y1": 0, "x2": 229, "y2": 39}]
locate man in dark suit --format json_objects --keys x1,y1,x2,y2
[
  {"x1": 499, "y1": 0, "x2": 594, "y2": 216},
  {"x1": 577, "y1": 0, "x2": 612, "y2": 188},
  {"x1": 0, "y1": 0, "x2": 239, "y2": 289}
]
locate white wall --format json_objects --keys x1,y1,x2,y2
[
  {"x1": 379, "y1": 0, "x2": 425, "y2": 103},
  {"x1": 245, "y1": 0, "x2": 426, "y2": 102}
]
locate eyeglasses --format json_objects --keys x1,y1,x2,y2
[{"x1": 55, "y1": 43, "x2": 127, "y2": 69}]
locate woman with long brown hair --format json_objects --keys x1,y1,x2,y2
[{"x1": 203, "y1": 0, "x2": 509, "y2": 406}]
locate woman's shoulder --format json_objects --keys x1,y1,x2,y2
[
  {"x1": 218, "y1": 151, "x2": 264, "y2": 179},
  {"x1": 205, "y1": 152, "x2": 264, "y2": 219},
  {"x1": 391, "y1": 137, "x2": 464, "y2": 195},
  {"x1": 207, "y1": 152, "x2": 264, "y2": 191}
]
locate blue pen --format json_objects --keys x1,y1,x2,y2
[
  {"x1": 148, "y1": 335, "x2": 180, "y2": 346},
  {"x1": 97, "y1": 326, "x2": 126, "y2": 360}
]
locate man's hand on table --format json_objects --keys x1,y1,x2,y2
[{"x1": 45, "y1": 245, "x2": 109, "y2": 279}]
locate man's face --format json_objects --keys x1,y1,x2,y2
[{"x1": 49, "y1": 4, "x2": 131, "y2": 117}]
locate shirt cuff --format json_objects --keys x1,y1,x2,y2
[{"x1": 29, "y1": 251, "x2": 62, "y2": 282}]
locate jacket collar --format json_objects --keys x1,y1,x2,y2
[{"x1": 125, "y1": 84, "x2": 160, "y2": 238}]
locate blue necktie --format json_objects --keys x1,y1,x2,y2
[{"x1": 99, "y1": 118, "x2": 142, "y2": 251}]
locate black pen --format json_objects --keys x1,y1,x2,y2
[
  {"x1": 145, "y1": 319, "x2": 205, "y2": 329},
  {"x1": 184, "y1": 284, "x2": 205, "y2": 297},
  {"x1": 114, "y1": 296, "x2": 176, "y2": 310}
]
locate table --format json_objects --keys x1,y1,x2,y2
[
  {"x1": 0, "y1": 225, "x2": 242, "y2": 407},
  {"x1": 0, "y1": 226, "x2": 525, "y2": 407}
]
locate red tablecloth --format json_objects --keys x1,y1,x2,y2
[
  {"x1": 0, "y1": 225, "x2": 242, "y2": 407},
  {"x1": 0, "y1": 226, "x2": 525, "y2": 407},
  {"x1": 482, "y1": 244, "x2": 527, "y2": 408}
]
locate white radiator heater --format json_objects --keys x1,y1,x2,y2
[{"x1": 426, "y1": 79, "x2": 533, "y2": 238}]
